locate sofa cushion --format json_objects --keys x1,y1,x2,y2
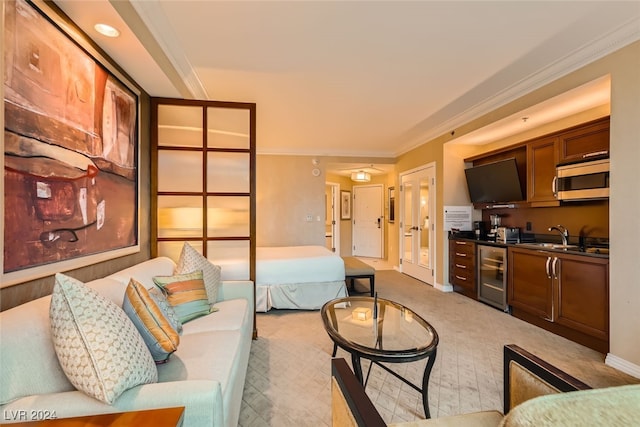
[
  {"x1": 500, "y1": 384, "x2": 640, "y2": 427},
  {"x1": 153, "y1": 270, "x2": 211, "y2": 323},
  {"x1": 0, "y1": 294, "x2": 76, "y2": 405},
  {"x1": 176, "y1": 242, "x2": 222, "y2": 304},
  {"x1": 181, "y1": 298, "x2": 248, "y2": 335},
  {"x1": 122, "y1": 279, "x2": 181, "y2": 363},
  {"x1": 157, "y1": 330, "x2": 241, "y2": 387},
  {"x1": 49, "y1": 273, "x2": 158, "y2": 404}
]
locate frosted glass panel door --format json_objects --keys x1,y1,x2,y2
[
  {"x1": 152, "y1": 99, "x2": 255, "y2": 283},
  {"x1": 153, "y1": 98, "x2": 256, "y2": 338}
]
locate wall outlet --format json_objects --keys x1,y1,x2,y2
[
  {"x1": 306, "y1": 215, "x2": 313, "y2": 222},
  {"x1": 526, "y1": 221, "x2": 532, "y2": 231}
]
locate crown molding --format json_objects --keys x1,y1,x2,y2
[
  {"x1": 124, "y1": 0, "x2": 208, "y2": 100},
  {"x1": 395, "y1": 16, "x2": 640, "y2": 157}
]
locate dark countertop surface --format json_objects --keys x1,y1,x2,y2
[{"x1": 449, "y1": 231, "x2": 609, "y2": 259}]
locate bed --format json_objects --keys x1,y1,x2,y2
[{"x1": 252, "y1": 245, "x2": 347, "y2": 312}]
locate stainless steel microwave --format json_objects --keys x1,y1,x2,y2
[{"x1": 556, "y1": 158, "x2": 609, "y2": 201}]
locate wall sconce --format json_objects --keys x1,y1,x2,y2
[
  {"x1": 351, "y1": 171, "x2": 371, "y2": 182},
  {"x1": 352, "y1": 307, "x2": 371, "y2": 321}
]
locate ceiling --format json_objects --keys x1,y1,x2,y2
[{"x1": 55, "y1": 1, "x2": 639, "y2": 165}]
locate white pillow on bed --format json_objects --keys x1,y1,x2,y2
[{"x1": 176, "y1": 243, "x2": 222, "y2": 304}]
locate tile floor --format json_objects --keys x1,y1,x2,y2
[{"x1": 239, "y1": 268, "x2": 638, "y2": 426}]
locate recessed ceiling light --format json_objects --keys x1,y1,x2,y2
[{"x1": 94, "y1": 23, "x2": 120, "y2": 38}]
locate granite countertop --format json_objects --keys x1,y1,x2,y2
[{"x1": 449, "y1": 231, "x2": 609, "y2": 259}]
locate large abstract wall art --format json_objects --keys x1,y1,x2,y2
[{"x1": 2, "y1": 0, "x2": 139, "y2": 286}]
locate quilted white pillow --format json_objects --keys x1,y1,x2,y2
[
  {"x1": 49, "y1": 273, "x2": 158, "y2": 404},
  {"x1": 176, "y1": 242, "x2": 222, "y2": 304}
]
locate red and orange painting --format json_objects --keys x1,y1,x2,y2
[{"x1": 3, "y1": 0, "x2": 138, "y2": 279}]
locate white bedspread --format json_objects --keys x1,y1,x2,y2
[
  {"x1": 255, "y1": 246, "x2": 347, "y2": 312},
  {"x1": 256, "y1": 245, "x2": 345, "y2": 284}
]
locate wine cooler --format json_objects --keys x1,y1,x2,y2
[{"x1": 477, "y1": 245, "x2": 508, "y2": 311}]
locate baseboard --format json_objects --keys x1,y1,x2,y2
[
  {"x1": 434, "y1": 282, "x2": 453, "y2": 292},
  {"x1": 605, "y1": 353, "x2": 640, "y2": 379}
]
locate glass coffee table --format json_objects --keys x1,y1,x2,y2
[{"x1": 321, "y1": 296, "x2": 439, "y2": 419}]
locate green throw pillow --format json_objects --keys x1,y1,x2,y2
[{"x1": 153, "y1": 270, "x2": 211, "y2": 323}]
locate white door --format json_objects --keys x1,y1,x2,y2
[
  {"x1": 352, "y1": 185, "x2": 383, "y2": 258},
  {"x1": 400, "y1": 165, "x2": 435, "y2": 283}
]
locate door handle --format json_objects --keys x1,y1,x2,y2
[{"x1": 377, "y1": 217, "x2": 381, "y2": 229}]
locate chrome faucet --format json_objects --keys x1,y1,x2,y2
[{"x1": 548, "y1": 225, "x2": 569, "y2": 246}]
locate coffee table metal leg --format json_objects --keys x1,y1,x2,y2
[
  {"x1": 421, "y1": 349, "x2": 438, "y2": 419},
  {"x1": 351, "y1": 353, "x2": 364, "y2": 384}
]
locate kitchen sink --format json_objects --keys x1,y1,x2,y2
[{"x1": 517, "y1": 242, "x2": 579, "y2": 250}]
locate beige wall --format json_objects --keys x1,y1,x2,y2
[
  {"x1": 608, "y1": 41, "x2": 640, "y2": 370},
  {"x1": 256, "y1": 155, "x2": 326, "y2": 247}
]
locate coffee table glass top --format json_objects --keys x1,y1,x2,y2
[{"x1": 322, "y1": 296, "x2": 438, "y2": 359}]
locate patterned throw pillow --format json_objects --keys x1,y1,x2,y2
[
  {"x1": 49, "y1": 273, "x2": 157, "y2": 404},
  {"x1": 153, "y1": 270, "x2": 211, "y2": 323},
  {"x1": 176, "y1": 242, "x2": 222, "y2": 304},
  {"x1": 122, "y1": 279, "x2": 180, "y2": 364}
]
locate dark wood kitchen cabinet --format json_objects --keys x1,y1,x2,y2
[
  {"x1": 557, "y1": 116, "x2": 610, "y2": 164},
  {"x1": 527, "y1": 136, "x2": 559, "y2": 207},
  {"x1": 508, "y1": 247, "x2": 609, "y2": 352},
  {"x1": 507, "y1": 248, "x2": 553, "y2": 319},
  {"x1": 449, "y1": 239, "x2": 476, "y2": 299}
]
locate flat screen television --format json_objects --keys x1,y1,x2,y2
[{"x1": 464, "y1": 158, "x2": 524, "y2": 203}]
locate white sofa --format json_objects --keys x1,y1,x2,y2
[{"x1": 0, "y1": 257, "x2": 254, "y2": 427}]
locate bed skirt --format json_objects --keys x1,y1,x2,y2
[{"x1": 256, "y1": 280, "x2": 347, "y2": 312}]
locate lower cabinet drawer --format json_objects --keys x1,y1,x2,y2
[{"x1": 451, "y1": 264, "x2": 474, "y2": 283}]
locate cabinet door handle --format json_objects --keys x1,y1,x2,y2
[
  {"x1": 545, "y1": 257, "x2": 552, "y2": 278},
  {"x1": 455, "y1": 275, "x2": 467, "y2": 281},
  {"x1": 455, "y1": 241, "x2": 467, "y2": 245},
  {"x1": 455, "y1": 264, "x2": 466, "y2": 269},
  {"x1": 552, "y1": 257, "x2": 559, "y2": 279},
  {"x1": 456, "y1": 253, "x2": 466, "y2": 257},
  {"x1": 583, "y1": 150, "x2": 608, "y2": 158}
]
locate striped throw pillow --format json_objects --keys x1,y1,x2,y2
[
  {"x1": 122, "y1": 279, "x2": 180, "y2": 363},
  {"x1": 152, "y1": 270, "x2": 211, "y2": 323}
]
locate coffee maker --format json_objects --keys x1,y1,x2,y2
[
  {"x1": 473, "y1": 221, "x2": 485, "y2": 239},
  {"x1": 488, "y1": 214, "x2": 501, "y2": 239}
]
